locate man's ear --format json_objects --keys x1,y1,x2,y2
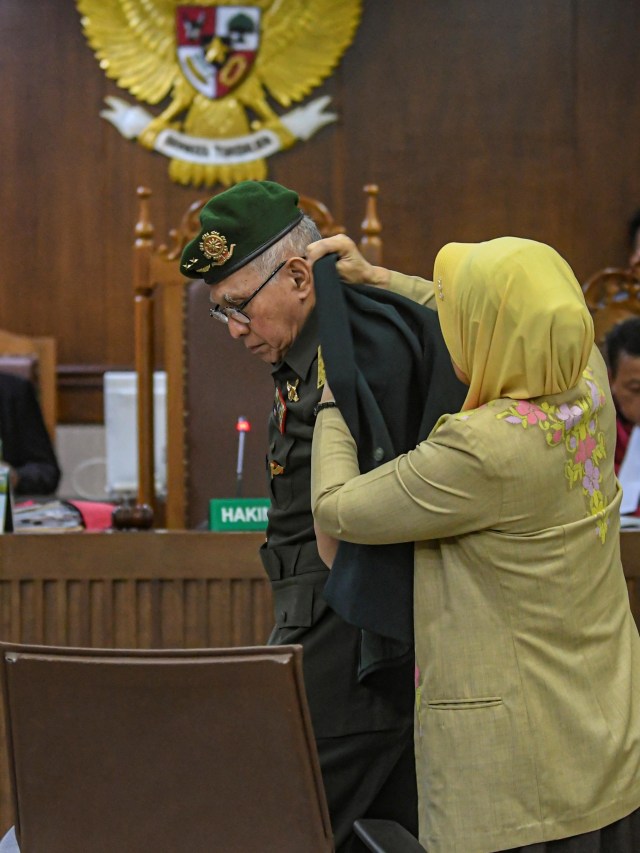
[{"x1": 289, "y1": 257, "x2": 313, "y2": 298}]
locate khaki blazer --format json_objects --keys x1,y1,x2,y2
[{"x1": 312, "y1": 333, "x2": 640, "y2": 852}]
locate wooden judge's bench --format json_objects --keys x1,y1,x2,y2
[{"x1": 0, "y1": 529, "x2": 638, "y2": 834}]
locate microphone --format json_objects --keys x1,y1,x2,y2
[{"x1": 235, "y1": 416, "x2": 251, "y2": 497}]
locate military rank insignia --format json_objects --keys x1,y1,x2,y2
[
  {"x1": 273, "y1": 387, "x2": 287, "y2": 434},
  {"x1": 269, "y1": 460, "x2": 284, "y2": 477}
]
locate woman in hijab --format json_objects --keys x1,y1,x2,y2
[{"x1": 309, "y1": 236, "x2": 640, "y2": 853}]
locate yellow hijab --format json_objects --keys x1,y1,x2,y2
[{"x1": 433, "y1": 237, "x2": 594, "y2": 411}]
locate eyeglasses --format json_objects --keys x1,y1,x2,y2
[{"x1": 209, "y1": 259, "x2": 287, "y2": 325}]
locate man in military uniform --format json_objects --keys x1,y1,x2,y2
[{"x1": 180, "y1": 181, "x2": 462, "y2": 851}]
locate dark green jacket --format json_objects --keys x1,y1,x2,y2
[{"x1": 314, "y1": 255, "x2": 467, "y2": 661}]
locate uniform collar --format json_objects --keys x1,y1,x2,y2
[{"x1": 271, "y1": 308, "x2": 317, "y2": 380}]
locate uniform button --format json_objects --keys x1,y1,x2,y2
[
  {"x1": 280, "y1": 610, "x2": 288, "y2": 623},
  {"x1": 373, "y1": 447, "x2": 384, "y2": 462}
]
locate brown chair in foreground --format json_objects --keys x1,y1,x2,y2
[
  {"x1": 582, "y1": 264, "x2": 640, "y2": 353},
  {"x1": 0, "y1": 642, "x2": 424, "y2": 853},
  {"x1": 0, "y1": 330, "x2": 57, "y2": 442},
  {"x1": 133, "y1": 185, "x2": 384, "y2": 528}
]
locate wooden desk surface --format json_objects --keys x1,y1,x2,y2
[{"x1": 0, "y1": 530, "x2": 266, "y2": 579}]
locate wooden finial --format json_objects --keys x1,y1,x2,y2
[
  {"x1": 360, "y1": 184, "x2": 382, "y2": 265},
  {"x1": 135, "y1": 186, "x2": 154, "y2": 244}
]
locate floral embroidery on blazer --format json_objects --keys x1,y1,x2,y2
[{"x1": 495, "y1": 367, "x2": 609, "y2": 542}]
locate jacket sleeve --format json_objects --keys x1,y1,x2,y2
[
  {"x1": 387, "y1": 271, "x2": 436, "y2": 308},
  {"x1": 312, "y1": 407, "x2": 502, "y2": 544}
]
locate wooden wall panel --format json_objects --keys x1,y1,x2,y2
[
  {"x1": 2, "y1": 0, "x2": 640, "y2": 426},
  {"x1": 0, "y1": 575, "x2": 273, "y2": 652},
  {"x1": 0, "y1": 533, "x2": 272, "y2": 648}
]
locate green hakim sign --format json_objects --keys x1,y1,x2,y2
[{"x1": 209, "y1": 498, "x2": 270, "y2": 532}]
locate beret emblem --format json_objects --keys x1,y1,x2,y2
[{"x1": 200, "y1": 231, "x2": 236, "y2": 266}]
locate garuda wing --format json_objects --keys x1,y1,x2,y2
[
  {"x1": 255, "y1": 0, "x2": 362, "y2": 108},
  {"x1": 77, "y1": 0, "x2": 179, "y2": 105}
]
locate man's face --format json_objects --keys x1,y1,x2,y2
[
  {"x1": 208, "y1": 257, "x2": 314, "y2": 364},
  {"x1": 610, "y1": 351, "x2": 640, "y2": 426}
]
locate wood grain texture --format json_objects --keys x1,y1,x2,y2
[{"x1": 3, "y1": 2, "x2": 640, "y2": 422}]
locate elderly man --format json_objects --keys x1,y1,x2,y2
[{"x1": 180, "y1": 181, "x2": 465, "y2": 852}]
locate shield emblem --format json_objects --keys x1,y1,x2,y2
[{"x1": 176, "y1": 5, "x2": 261, "y2": 99}]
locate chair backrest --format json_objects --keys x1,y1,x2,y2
[
  {"x1": 133, "y1": 185, "x2": 384, "y2": 527},
  {"x1": 0, "y1": 642, "x2": 333, "y2": 853},
  {"x1": 582, "y1": 264, "x2": 640, "y2": 353},
  {"x1": 0, "y1": 330, "x2": 57, "y2": 442}
]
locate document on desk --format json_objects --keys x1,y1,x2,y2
[
  {"x1": 12, "y1": 501, "x2": 83, "y2": 532},
  {"x1": 619, "y1": 425, "x2": 640, "y2": 515}
]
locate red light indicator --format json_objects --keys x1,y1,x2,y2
[{"x1": 236, "y1": 417, "x2": 251, "y2": 433}]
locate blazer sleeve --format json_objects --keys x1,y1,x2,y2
[
  {"x1": 312, "y1": 407, "x2": 503, "y2": 544},
  {"x1": 387, "y1": 271, "x2": 435, "y2": 308}
]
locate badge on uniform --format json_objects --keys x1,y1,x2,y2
[
  {"x1": 273, "y1": 386, "x2": 287, "y2": 434},
  {"x1": 269, "y1": 460, "x2": 284, "y2": 477},
  {"x1": 287, "y1": 378, "x2": 299, "y2": 402}
]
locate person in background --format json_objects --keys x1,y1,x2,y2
[
  {"x1": 311, "y1": 235, "x2": 640, "y2": 852},
  {"x1": 628, "y1": 208, "x2": 640, "y2": 268},
  {"x1": 179, "y1": 180, "x2": 466, "y2": 852},
  {"x1": 605, "y1": 317, "x2": 640, "y2": 472},
  {"x1": 0, "y1": 371, "x2": 60, "y2": 496},
  {"x1": 604, "y1": 317, "x2": 640, "y2": 515}
]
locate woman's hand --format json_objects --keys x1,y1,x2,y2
[{"x1": 306, "y1": 234, "x2": 391, "y2": 288}]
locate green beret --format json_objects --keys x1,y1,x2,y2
[{"x1": 180, "y1": 180, "x2": 304, "y2": 285}]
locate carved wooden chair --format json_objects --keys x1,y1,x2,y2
[
  {"x1": 133, "y1": 185, "x2": 383, "y2": 528},
  {"x1": 582, "y1": 264, "x2": 640, "y2": 353},
  {"x1": 0, "y1": 330, "x2": 57, "y2": 442}
]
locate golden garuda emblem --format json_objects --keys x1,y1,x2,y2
[{"x1": 76, "y1": 1, "x2": 363, "y2": 187}]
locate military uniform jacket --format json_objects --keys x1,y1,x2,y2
[{"x1": 261, "y1": 307, "x2": 414, "y2": 738}]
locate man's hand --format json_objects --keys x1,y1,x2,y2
[{"x1": 306, "y1": 234, "x2": 391, "y2": 288}]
